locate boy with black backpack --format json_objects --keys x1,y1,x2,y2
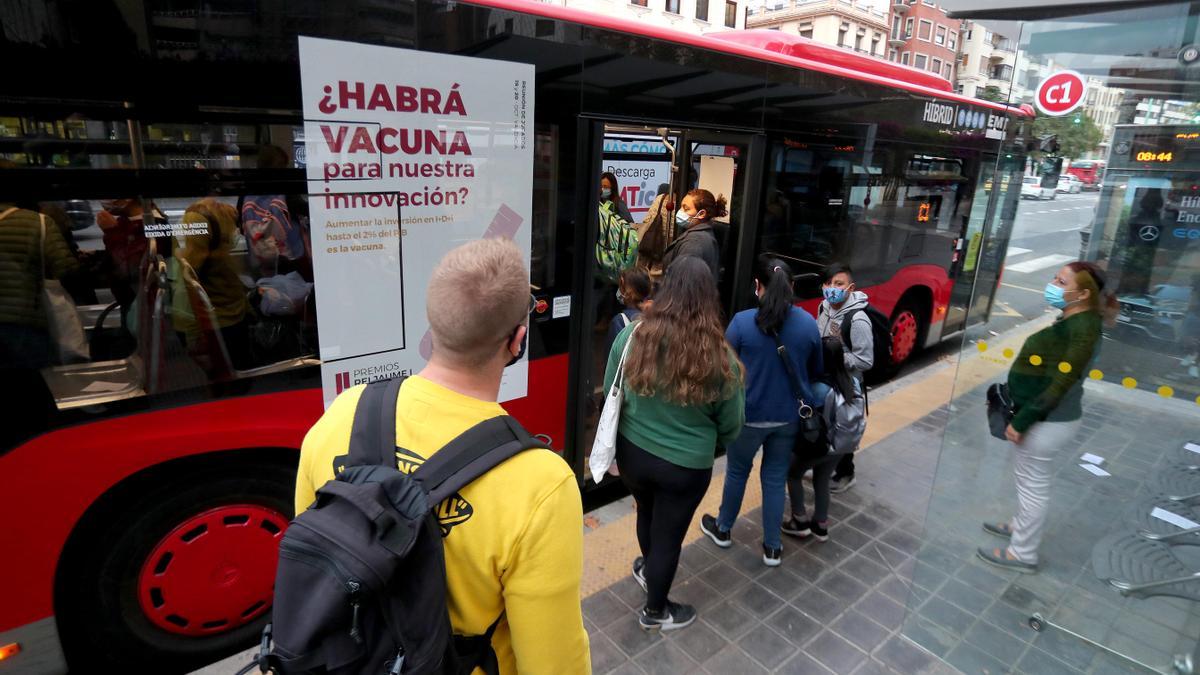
[{"x1": 265, "y1": 239, "x2": 589, "y2": 674}]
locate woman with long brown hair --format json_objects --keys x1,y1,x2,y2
[
  {"x1": 604, "y1": 256, "x2": 744, "y2": 632},
  {"x1": 978, "y1": 260, "x2": 1113, "y2": 573}
]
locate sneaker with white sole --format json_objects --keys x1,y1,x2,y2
[
  {"x1": 632, "y1": 556, "x2": 647, "y2": 592},
  {"x1": 781, "y1": 516, "x2": 811, "y2": 538},
  {"x1": 762, "y1": 545, "x2": 782, "y2": 567},
  {"x1": 700, "y1": 514, "x2": 732, "y2": 548},
  {"x1": 830, "y1": 475, "x2": 856, "y2": 493},
  {"x1": 638, "y1": 601, "x2": 697, "y2": 631}
]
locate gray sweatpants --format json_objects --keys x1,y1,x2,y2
[{"x1": 1007, "y1": 418, "x2": 1083, "y2": 563}]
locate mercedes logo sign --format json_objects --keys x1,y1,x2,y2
[
  {"x1": 1181, "y1": 44, "x2": 1200, "y2": 67},
  {"x1": 1138, "y1": 224, "x2": 1161, "y2": 242}
]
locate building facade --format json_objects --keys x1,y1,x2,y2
[
  {"x1": 537, "y1": 0, "x2": 747, "y2": 32},
  {"x1": 887, "y1": 0, "x2": 958, "y2": 83},
  {"x1": 747, "y1": 0, "x2": 889, "y2": 58}
]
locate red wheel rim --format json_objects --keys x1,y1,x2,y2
[
  {"x1": 137, "y1": 505, "x2": 288, "y2": 636},
  {"x1": 891, "y1": 310, "x2": 919, "y2": 364}
]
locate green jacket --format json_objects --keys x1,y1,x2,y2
[
  {"x1": 1008, "y1": 311, "x2": 1101, "y2": 433},
  {"x1": 0, "y1": 205, "x2": 80, "y2": 328},
  {"x1": 604, "y1": 322, "x2": 745, "y2": 469}
]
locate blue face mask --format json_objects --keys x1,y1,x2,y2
[
  {"x1": 601, "y1": 188, "x2": 612, "y2": 200},
  {"x1": 675, "y1": 210, "x2": 691, "y2": 225},
  {"x1": 1044, "y1": 283, "x2": 1069, "y2": 309},
  {"x1": 823, "y1": 286, "x2": 848, "y2": 304}
]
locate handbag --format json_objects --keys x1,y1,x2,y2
[
  {"x1": 589, "y1": 324, "x2": 639, "y2": 483},
  {"x1": 986, "y1": 382, "x2": 1016, "y2": 440},
  {"x1": 772, "y1": 333, "x2": 827, "y2": 458},
  {"x1": 7, "y1": 209, "x2": 90, "y2": 364}
]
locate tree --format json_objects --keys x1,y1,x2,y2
[
  {"x1": 977, "y1": 86, "x2": 1007, "y2": 103},
  {"x1": 1031, "y1": 112, "x2": 1104, "y2": 159}
]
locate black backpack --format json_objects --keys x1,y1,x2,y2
[
  {"x1": 839, "y1": 305, "x2": 894, "y2": 383},
  {"x1": 239, "y1": 377, "x2": 547, "y2": 675}
]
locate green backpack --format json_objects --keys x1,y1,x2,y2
[{"x1": 595, "y1": 201, "x2": 639, "y2": 282}]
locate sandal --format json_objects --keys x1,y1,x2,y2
[
  {"x1": 982, "y1": 522, "x2": 1013, "y2": 539},
  {"x1": 977, "y1": 546, "x2": 1037, "y2": 573}
]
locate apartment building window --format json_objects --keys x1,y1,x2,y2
[
  {"x1": 918, "y1": 19, "x2": 932, "y2": 41},
  {"x1": 901, "y1": 51, "x2": 910, "y2": 65},
  {"x1": 839, "y1": 22, "x2": 850, "y2": 46},
  {"x1": 991, "y1": 64, "x2": 1013, "y2": 80},
  {"x1": 931, "y1": 57, "x2": 942, "y2": 73},
  {"x1": 905, "y1": 17, "x2": 914, "y2": 37},
  {"x1": 892, "y1": 15, "x2": 902, "y2": 39},
  {"x1": 630, "y1": 0, "x2": 648, "y2": 6},
  {"x1": 948, "y1": 31, "x2": 957, "y2": 50},
  {"x1": 922, "y1": 0, "x2": 936, "y2": 4},
  {"x1": 978, "y1": 59, "x2": 988, "y2": 74},
  {"x1": 799, "y1": 22, "x2": 814, "y2": 38},
  {"x1": 888, "y1": 48, "x2": 898, "y2": 61},
  {"x1": 725, "y1": 0, "x2": 736, "y2": 27},
  {"x1": 935, "y1": 25, "x2": 946, "y2": 45},
  {"x1": 943, "y1": 63, "x2": 952, "y2": 79},
  {"x1": 915, "y1": 53, "x2": 927, "y2": 69},
  {"x1": 961, "y1": 54, "x2": 968, "y2": 67},
  {"x1": 665, "y1": 0, "x2": 680, "y2": 14},
  {"x1": 855, "y1": 34, "x2": 864, "y2": 50},
  {"x1": 872, "y1": 34, "x2": 881, "y2": 54},
  {"x1": 696, "y1": 0, "x2": 709, "y2": 20}
]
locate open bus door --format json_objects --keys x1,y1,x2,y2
[{"x1": 574, "y1": 120, "x2": 764, "y2": 487}]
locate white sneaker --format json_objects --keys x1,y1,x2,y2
[{"x1": 830, "y1": 476, "x2": 856, "y2": 493}]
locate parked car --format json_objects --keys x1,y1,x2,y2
[
  {"x1": 1021, "y1": 175, "x2": 1055, "y2": 200},
  {"x1": 1111, "y1": 284, "x2": 1192, "y2": 347},
  {"x1": 1056, "y1": 175, "x2": 1083, "y2": 194}
]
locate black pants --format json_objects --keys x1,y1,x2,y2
[
  {"x1": 616, "y1": 434, "x2": 712, "y2": 612},
  {"x1": 834, "y1": 452, "x2": 855, "y2": 478}
]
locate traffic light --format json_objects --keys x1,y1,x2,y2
[{"x1": 1072, "y1": 114, "x2": 1082, "y2": 124}]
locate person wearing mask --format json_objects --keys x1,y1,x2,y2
[
  {"x1": 637, "y1": 183, "x2": 673, "y2": 276},
  {"x1": 700, "y1": 256, "x2": 822, "y2": 566},
  {"x1": 978, "y1": 261, "x2": 1108, "y2": 573},
  {"x1": 600, "y1": 171, "x2": 634, "y2": 223},
  {"x1": 784, "y1": 338, "x2": 864, "y2": 543},
  {"x1": 661, "y1": 189, "x2": 726, "y2": 284},
  {"x1": 298, "y1": 239, "x2": 591, "y2": 672},
  {"x1": 607, "y1": 266, "x2": 652, "y2": 354},
  {"x1": 606, "y1": 256, "x2": 744, "y2": 631},
  {"x1": 801, "y1": 263, "x2": 873, "y2": 496}
]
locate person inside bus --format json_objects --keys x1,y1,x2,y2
[
  {"x1": 700, "y1": 255, "x2": 822, "y2": 566},
  {"x1": 296, "y1": 238, "x2": 590, "y2": 673},
  {"x1": 785, "y1": 263, "x2": 872, "y2": 518},
  {"x1": 170, "y1": 198, "x2": 252, "y2": 373},
  {"x1": 636, "y1": 183, "x2": 673, "y2": 276},
  {"x1": 96, "y1": 197, "x2": 168, "y2": 314},
  {"x1": 600, "y1": 170, "x2": 634, "y2": 223},
  {"x1": 661, "y1": 189, "x2": 726, "y2": 284},
  {"x1": 606, "y1": 266, "x2": 652, "y2": 355},
  {"x1": 978, "y1": 261, "x2": 1109, "y2": 573},
  {"x1": 0, "y1": 201, "x2": 80, "y2": 449},
  {"x1": 606, "y1": 256, "x2": 744, "y2": 631},
  {"x1": 240, "y1": 145, "x2": 312, "y2": 281}
]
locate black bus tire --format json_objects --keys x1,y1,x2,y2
[
  {"x1": 888, "y1": 297, "x2": 928, "y2": 373},
  {"x1": 57, "y1": 461, "x2": 295, "y2": 674}
]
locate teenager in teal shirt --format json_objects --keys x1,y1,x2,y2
[{"x1": 605, "y1": 256, "x2": 744, "y2": 632}]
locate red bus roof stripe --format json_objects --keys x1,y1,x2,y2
[{"x1": 460, "y1": 0, "x2": 1030, "y2": 117}]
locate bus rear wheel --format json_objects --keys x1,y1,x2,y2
[
  {"x1": 889, "y1": 299, "x2": 927, "y2": 371},
  {"x1": 57, "y1": 462, "x2": 294, "y2": 673}
]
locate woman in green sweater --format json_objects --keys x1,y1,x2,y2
[
  {"x1": 978, "y1": 261, "x2": 1110, "y2": 573},
  {"x1": 605, "y1": 256, "x2": 745, "y2": 632}
]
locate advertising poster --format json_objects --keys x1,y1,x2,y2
[
  {"x1": 298, "y1": 36, "x2": 534, "y2": 406},
  {"x1": 602, "y1": 133, "x2": 674, "y2": 219}
]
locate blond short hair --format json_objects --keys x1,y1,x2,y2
[{"x1": 427, "y1": 238, "x2": 529, "y2": 368}]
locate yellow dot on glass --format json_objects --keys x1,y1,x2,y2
[
  {"x1": 1122, "y1": 377, "x2": 1137, "y2": 389},
  {"x1": 1058, "y1": 362, "x2": 1072, "y2": 374},
  {"x1": 1003, "y1": 348, "x2": 1014, "y2": 359},
  {"x1": 977, "y1": 341, "x2": 988, "y2": 352},
  {"x1": 1089, "y1": 369, "x2": 1104, "y2": 380},
  {"x1": 1195, "y1": 395, "x2": 1200, "y2": 406},
  {"x1": 1029, "y1": 355, "x2": 1043, "y2": 366},
  {"x1": 1159, "y1": 386, "x2": 1175, "y2": 398}
]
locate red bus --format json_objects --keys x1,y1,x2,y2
[
  {"x1": 0, "y1": 1, "x2": 1028, "y2": 671},
  {"x1": 1066, "y1": 159, "x2": 1106, "y2": 190}
]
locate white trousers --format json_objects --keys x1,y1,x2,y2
[{"x1": 1008, "y1": 418, "x2": 1082, "y2": 564}]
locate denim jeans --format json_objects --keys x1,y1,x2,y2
[{"x1": 717, "y1": 421, "x2": 799, "y2": 550}]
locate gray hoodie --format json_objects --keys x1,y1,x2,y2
[{"x1": 816, "y1": 290, "x2": 874, "y2": 377}]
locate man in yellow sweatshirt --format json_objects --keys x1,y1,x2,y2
[{"x1": 295, "y1": 238, "x2": 590, "y2": 674}]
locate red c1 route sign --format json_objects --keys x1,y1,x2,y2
[{"x1": 1035, "y1": 70, "x2": 1087, "y2": 116}]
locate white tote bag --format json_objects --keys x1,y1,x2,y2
[
  {"x1": 34, "y1": 213, "x2": 89, "y2": 364},
  {"x1": 589, "y1": 324, "x2": 638, "y2": 483}
]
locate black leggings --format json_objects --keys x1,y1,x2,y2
[{"x1": 616, "y1": 434, "x2": 712, "y2": 612}]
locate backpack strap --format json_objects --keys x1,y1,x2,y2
[
  {"x1": 414, "y1": 415, "x2": 548, "y2": 505},
  {"x1": 839, "y1": 307, "x2": 862, "y2": 352},
  {"x1": 347, "y1": 376, "x2": 406, "y2": 468}
]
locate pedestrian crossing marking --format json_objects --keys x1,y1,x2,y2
[
  {"x1": 1006, "y1": 246, "x2": 1032, "y2": 256},
  {"x1": 1005, "y1": 253, "x2": 1074, "y2": 274}
]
